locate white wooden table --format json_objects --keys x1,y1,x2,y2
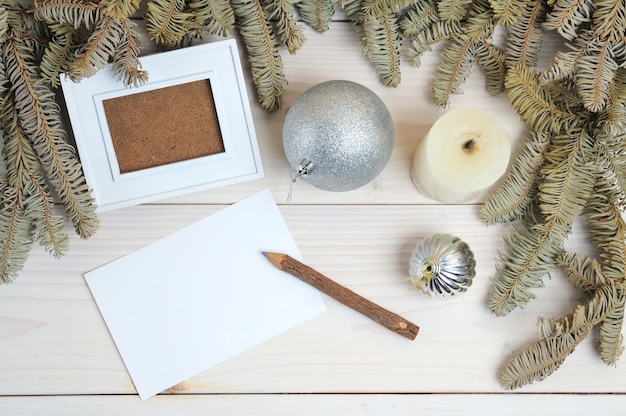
[{"x1": 1, "y1": 15, "x2": 625, "y2": 415}]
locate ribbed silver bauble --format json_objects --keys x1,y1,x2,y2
[
  {"x1": 282, "y1": 80, "x2": 394, "y2": 192},
  {"x1": 408, "y1": 234, "x2": 476, "y2": 299}
]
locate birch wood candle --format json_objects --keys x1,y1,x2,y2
[{"x1": 410, "y1": 109, "x2": 511, "y2": 203}]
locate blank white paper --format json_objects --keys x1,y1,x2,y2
[{"x1": 85, "y1": 189, "x2": 327, "y2": 399}]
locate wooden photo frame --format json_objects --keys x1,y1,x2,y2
[{"x1": 61, "y1": 40, "x2": 263, "y2": 212}]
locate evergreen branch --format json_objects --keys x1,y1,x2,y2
[
  {"x1": 262, "y1": 0, "x2": 305, "y2": 54},
  {"x1": 505, "y1": 0, "x2": 546, "y2": 69},
  {"x1": 592, "y1": 0, "x2": 626, "y2": 41},
  {"x1": 33, "y1": 0, "x2": 102, "y2": 30},
  {"x1": 25, "y1": 174, "x2": 69, "y2": 258},
  {"x1": 231, "y1": 0, "x2": 285, "y2": 112},
  {"x1": 575, "y1": 37, "x2": 618, "y2": 112},
  {"x1": 432, "y1": 33, "x2": 474, "y2": 106},
  {"x1": 145, "y1": 0, "x2": 193, "y2": 45},
  {"x1": 599, "y1": 298, "x2": 625, "y2": 366},
  {"x1": 543, "y1": 0, "x2": 594, "y2": 41},
  {"x1": 101, "y1": 0, "x2": 142, "y2": 20},
  {"x1": 436, "y1": 0, "x2": 471, "y2": 22},
  {"x1": 537, "y1": 125, "x2": 595, "y2": 227},
  {"x1": 490, "y1": 0, "x2": 528, "y2": 25},
  {"x1": 556, "y1": 251, "x2": 608, "y2": 293},
  {"x1": 462, "y1": 0, "x2": 496, "y2": 41},
  {"x1": 584, "y1": 192, "x2": 626, "y2": 365},
  {"x1": 480, "y1": 130, "x2": 550, "y2": 224},
  {"x1": 594, "y1": 131, "x2": 626, "y2": 209},
  {"x1": 3, "y1": 35, "x2": 98, "y2": 238},
  {"x1": 187, "y1": 0, "x2": 234, "y2": 37},
  {"x1": 487, "y1": 219, "x2": 565, "y2": 316},
  {"x1": 39, "y1": 23, "x2": 82, "y2": 88},
  {"x1": 475, "y1": 41, "x2": 506, "y2": 96},
  {"x1": 361, "y1": 11, "x2": 402, "y2": 87},
  {"x1": 607, "y1": 67, "x2": 626, "y2": 111},
  {"x1": 111, "y1": 17, "x2": 148, "y2": 87},
  {"x1": 505, "y1": 63, "x2": 580, "y2": 133},
  {"x1": 585, "y1": 193, "x2": 626, "y2": 280},
  {"x1": 362, "y1": 0, "x2": 413, "y2": 18},
  {"x1": 0, "y1": 7, "x2": 8, "y2": 42},
  {"x1": 0, "y1": 181, "x2": 36, "y2": 284},
  {"x1": 66, "y1": 16, "x2": 123, "y2": 82},
  {"x1": 539, "y1": 29, "x2": 592, "y2": 85},
  {"x1": 504, "y1": 256, "x2": 618, "y2": 389},
  {"x1": 405, "y1": 20, "x2": 461, "y2": 67},
  {"x1": 500, "y1": 325, "x2": 590, "y2": 390},
  {"x1": 295, "y1": 0, "x2": 335, "y2": 32},
  {"x1": 1, "y1": 88, "x2": 41, "y2": 190},
  {"x1": 398, "y1": 0, "x2": 438, "y2": 37}
]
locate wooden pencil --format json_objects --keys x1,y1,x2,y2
[{"x1": 263, "y1": 252, "x2": 419, "y2": 340}]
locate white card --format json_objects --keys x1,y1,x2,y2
[{"x1": 85, "y1": 189, "x2": 327, "y2": 399}]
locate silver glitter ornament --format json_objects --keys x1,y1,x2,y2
[
  {"x1": 283, "y1": 80, "x2": 394, "y2": 192},
  {"x1": 408, "y1": 234, "x2": 476, "y2": 299}
]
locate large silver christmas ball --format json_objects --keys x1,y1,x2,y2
[{"x1": 282, "y1": 80, "x2": 394, "y2": 192}]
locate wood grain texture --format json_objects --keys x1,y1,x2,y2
[
  {"x1": 1, "y1": 205, "x2": 624, "y2": 397},
  {"x1": 0, "y1": 8, "x2": 623, "y2": 413},
  {"x1": 1, "y1": 394, "x2": 626, "y2": 415}
]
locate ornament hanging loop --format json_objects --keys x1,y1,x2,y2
[{"x1": 287, "y1": 159, "x2": 313, "y2": 205}]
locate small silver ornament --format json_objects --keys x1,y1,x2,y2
[
  {"x1": 282, "y1": 80, "x2": 394, "y2": 192},
  {"x1": 408, "y1": 234, "x2": 476, "y2": 299}
]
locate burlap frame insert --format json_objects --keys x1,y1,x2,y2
[{"x1": 103, "y1": 79, "x2": 225, "y2": 173}]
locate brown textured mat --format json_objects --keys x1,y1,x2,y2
[{"x1": 103, "y1": 79, "x2": 225, "y2": 174}]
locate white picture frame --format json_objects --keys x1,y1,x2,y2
[{"x1": 61, "y1": 39, "x2": 263, "y2": 212}]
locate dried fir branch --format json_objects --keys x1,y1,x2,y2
[
  {"x1": 404, "y1": 20, "x2": 461, "y2": 66},
  {"x1": 2, "y1": 82, "x2": 68, "y2": 259},
  {"x1": 3, "y1": 31, "x2": 98, "y2": 238},
  {"x1": 187, "y1": 0, "x2": 235, "y2": 37},
  {"x1": 294, "y1": 0, "x2": 336, "y2": 32},
  {"x1": 145, "y1": 0, "x2": 193, "y2": 45},
  {"x1": 543, "y1": 0, "x2": 594, "y2": 41},
  {"x1": 539, "y1": 29, "x2": 593, "y2": 85},
  {"x1": 500, "y1": 251, "x2": 620, "y2": 389},
  {"x1": 500, "y1": 325, "x2": 590, "y2": 390},
  {"x1": 436, "y1": 0, "x2": 472, "y2": 21},
  {"x1": 0, "y1": 181, "x2": 36, "y2": 284},
  {"x1": 344, "y1": 0, "x2": 405, "y2": 87},
  {"x1": 584, "y1": 193, "x2": 626, "y2": 365},
  {"x1": 490, "y1": 0, "x2": 529, "y2": 25},
  {"x1": 64, "y1": 15, "x2": 122, "y2": 81},
  {"x1": 398, "y1": 0, "x2": 438, "y2": 37},
  {"x1": 34, "y1": 0, "x2": 103, "y2": 30},
  {"x1": 111, "y1": 17, "x2": 148, "y2": 87},
  {"x1": 38, "y1": 23, "x2": 83, "y2": 88},
  {"x1": 432, "y1": 34, "x2": 474, "y2": 106},
  {"x1": 475, "y1": 40, "x2": 506, "y2": 96},
  {"x1": 536, "y1": 125, "x2": 595, "y2": 227},
  {"x1": 231, "y1": 0, "x2": 285, "y2": 112},
  {"x1": 362, "y1": 0, "x2": 413, "y2": 17},
  {"x1": 101, "y1": 0, "x2": 142, "y2": 20},
  {"x1": 575, "y1": 36, "x2": 618, "y2": 112},
  {"x1": 592, "y1": 0, "x2": 626, "y2": 41},
  {"x1": 262, "y1": 0, "x2": 306, "y2": 54},
  {"x1": 480, "y1": 131, "x2": 550, "y2": 225},
  {"x1": 360, "y1": 9, "x2": 403, "y2": 87},
  {"x1": 505, "y1": 63, "x2": 580, "y2": 133},
  {"x1": 503, "y1": 0, "x2": 546, "y2": 69}
]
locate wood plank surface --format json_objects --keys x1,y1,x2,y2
[
  {"x1": 1, "y1": 204, "x2": 624, "y2": 397},
  {"x1": 1, "y1": 394, "x2": 625, "y2": 415},
  {"x1": 0, "y1": 4, "x2": 623, "y2": 414}
]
